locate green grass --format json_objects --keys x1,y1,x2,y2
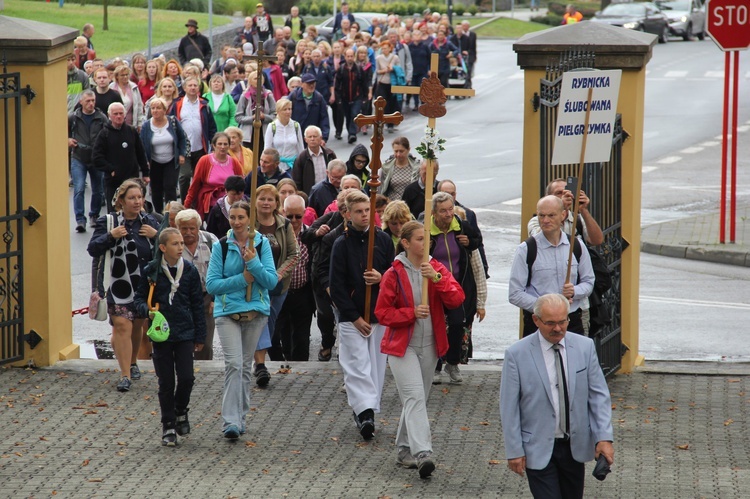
[
  {"x1": 473, "y1": 17, "x2": 550, "y2": 38},
  {"x1": 1, "y1": 0, "x2": 233, "y2": 60}
]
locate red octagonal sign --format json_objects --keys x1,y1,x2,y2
[{"x1": 707, "y1": 0, "x2": 750, "y2": 51}]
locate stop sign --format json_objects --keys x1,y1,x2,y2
[{"x1": 707, "y1": 0, "x2": 750, "y2": 51}]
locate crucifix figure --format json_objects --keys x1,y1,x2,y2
[
  {"x1": 243, "y1": 51, "x2": 277, "y2": 300},
  {"x1": 392, "y1": 53, "x2": 476, "y2": 305},
  {"x1": 353, "y1": 96, "x2": 403, "y2": 324}
]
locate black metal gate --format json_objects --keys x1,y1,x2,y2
[
  {"x1": 534, "y1": 49, "x2": 627, "y2": 378},
  {"x1": 1, "y1": 59, "x2": 38, "y2": 365}
]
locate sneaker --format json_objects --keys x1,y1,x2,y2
[
  {"x1": 255, "y1": 364, "x2": 270, "y2": 388},
  {"x1": 224, "y1": 424, "x2": 240, "y2": 439},
  {"x1": 116, "y1": 377, "x2": 131, "y2": 392},
  {"x1": 348, "y1": 135, "x2": 357, "y2": 144},
  {"x1": 162, "y1": 427, "x2": 177, "y2": 447},
  {"x1": 130, "y1": 364, "x2": 142, "y2": 381},
  {"x1": 445, "y1": 363, "x2": 463, "y2": 384},
  {"x1": 335, "y1": 134, "x2": 342, "y2": 140},
  {"x1": 75, "y1": 222, "x2": 86, "y2": 233},
  {"x1": 432, "y1": 369, "x2": 443, "y2": 385},
  {"x1": 240, "y1": 422, "x2": 246, "y2": 435},
  {"x1": 89, "y1": 215, "x2": 98, "y2": 228},
  {"x1": 396, "y1": 447, "x2": 418, "y2": 469},
  {"x1": 417, "y1": 451, "x2": 435, "y2": 478},
  {"x1": 176, "y1": 411, "x2": 190, "y2": 436}
]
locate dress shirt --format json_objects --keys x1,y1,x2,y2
[
  {"x1": 180, "y1": 98, "x2": 203, "y2": 153},
  {"x1": 309, "y1": 147, "x2": 327, "y2": 184},
  {"x1": 508, "y1": 229, "x2": 594, "y2": 313}
]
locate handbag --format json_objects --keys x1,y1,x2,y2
[{"x1": 89, "y1": 214, "x2": 114, "y2": 321}]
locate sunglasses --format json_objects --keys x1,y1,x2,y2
[{"x1": 287, "y1": 214, "x2": 303, "y2": 219}]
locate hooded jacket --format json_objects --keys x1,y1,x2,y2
[
  {"x1": 346, "y1": 144, "x2": 371, "y2": 188},
  {"x1": 376, "y1": 255, "x2": 464, "y2": 358}
]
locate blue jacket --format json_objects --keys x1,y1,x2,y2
[
  {"x1": 244, "y1": 167, "x2": 292, "y2": 195},
  {"x1": 134, "y1": 260, "x2": 207, "y2": 344},
  {"x1": 139, "y1": 116, "x2": 189, "y2": 171},
  {"x1": 390, "y1": 65, "x2": 406, "y2": 104},
  {"x1": 205, "y1": 230, "x2": 278, "y2": 317},
  {"x1": 302, "y1": 62, "x2": 334, "y2": 102},
  {"x1": 308, "y1": 178, "x2": 338, "y2": 217},
  {"x1": 289, "y1": 87, "x2": 330, "y2": 141}
]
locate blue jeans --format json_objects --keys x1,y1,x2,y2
[
  {"x1": 257, "y1": 291, "x2": 287, "y2": 351},
  {"x1": 215, "y1": 315, "x2": 268, "y2": 431},
  {"x1": 342, "y1": 100, "x2": 363, "y2": 138},
  {"x1": 71, "y1": 158, "x2": 104, "y2": 223}
]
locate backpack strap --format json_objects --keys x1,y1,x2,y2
[
  {"x1": 219, "y1": 236, "x2": 229, "y2": 268},
  {"x1": 525, "y1": 232, "x2": 581, "y2": 289}
]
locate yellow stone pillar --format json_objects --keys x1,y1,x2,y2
[
  {"x1": 513, "y1": 22, "x2": 656, "y2": 373},
  {"x1": 0, "y1": 17, "x2": 79, "y2": 366}
]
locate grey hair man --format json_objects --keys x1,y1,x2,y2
[{"x1": 308, "y1": 159, "x2": 347, "y2": 217}]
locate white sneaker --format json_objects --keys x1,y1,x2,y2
[
  {"x1": 445, "y1": 364, "x2": 463, "y2": 384},
  {"x1": 431, "y1": 370, "x2": 443, "y2": 385}
]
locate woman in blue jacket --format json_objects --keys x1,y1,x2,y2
[
  {"x1": 205, "y1": 200, "x2": 278, "y2": 439},
  {"x1": 139, "y1": 97, "x2": 188, "y2": 214}
]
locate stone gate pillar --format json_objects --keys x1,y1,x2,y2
[
  {"x1": 0, "y1": 17, "x2": 78, "y2": 366},
  {"x1": 513, "y1": 22, "x2": 656, "y2": 373}
]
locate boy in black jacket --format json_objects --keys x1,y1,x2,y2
[
  {"x1": 329, "y1": 190, "x2": 395, "y2": 441},
  {"x1": 135, "y1": 228, "x2": 206, "y2": 446}
]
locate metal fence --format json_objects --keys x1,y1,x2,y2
[
  {"x1": 0, "y1": 59, "x2": 38, "y2": 365},
  {"x1": 535, "y1": 49, "x2": 627, "y2": 378}
]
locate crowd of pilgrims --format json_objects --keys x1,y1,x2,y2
[{"x1": 75, "y1": 6, "x2": 484, "y2": 478}]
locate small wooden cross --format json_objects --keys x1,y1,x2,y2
[
  {"x1": 244, "y1": 51, "x2": 277, "y2": 301},
  {"x1": 392, "y1": 53, "x2": 476, "y2": 305},
  {"x1": 353, "y1": 96, "x2": 403, "y2": 324}
]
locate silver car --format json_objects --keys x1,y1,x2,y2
[{"x1": 656, "y1": 0, "x2": 707, "y2": 41}]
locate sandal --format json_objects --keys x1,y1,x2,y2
[{"x1": 318, "y1": 348, "x2": 332, "y2": 362}]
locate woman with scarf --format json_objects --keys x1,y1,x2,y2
[
  {"x1": 263, "y1": 98, "x2": 304, "y2": 172},
  {"x1": 184, "y1": 132, "x2": 244, "y2": 220},
  {"x1": 205, "y1": 200, "x2": 278, "y2": 439},
  {"x1": 110, "y1": 65, "x2": 145, "y2": 130},
  {"x1": 203, "y1": 74, "x2": 238, "y2": 132},
  {"x1": 235, "y1": 71, "x2": 276, "y2": 152},
  {"x1": 88, "y1": 179, "x2": 160, "y2": 393}
]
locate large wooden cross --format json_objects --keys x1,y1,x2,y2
[
  {"x1": 392, "y1": 53, "x2": 475, "y2": 305},
  {"x1": 244, "y1": 51, "x2": 277, "y2": 301},
  {"x1": 353, "y1": 96, "x2": 403, "y2": 325}
]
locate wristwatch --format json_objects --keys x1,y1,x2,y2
[{"x1": 432, "y1": 272, "x2": 442, "y2": 283}]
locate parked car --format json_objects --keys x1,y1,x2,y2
[
  {"x1": 656, "y1": 0, "x2": 706, "y2": 41},
  {"x1": 591, "y1": 2, "x2": 670, "y2": 43},
  {"x1": 316, "y1": 12, "x2": 384, "y2": 42}
]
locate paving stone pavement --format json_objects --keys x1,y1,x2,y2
[{"x1": 1, "y1": 361, "x2": 749, "y2": 498}]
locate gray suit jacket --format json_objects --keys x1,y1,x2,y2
[{"x1": 499, "y1": 331, "x2": 613, "y2": 470}]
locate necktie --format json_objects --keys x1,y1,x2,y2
[{"x1": 553, "y1": 344, "x2": 570, "y2": 437}]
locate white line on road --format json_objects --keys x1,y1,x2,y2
[
  {"x1": 679, "y1": 146, "x2": 703, "y2": 154},
  {"x1": 483, "y1": 150, "x2": 517, "y2": 158},
  {"x1": 739, "y1": 125, "x2": 750, "y2": 133},
  {"x1": 502, "y1": 197, "x2": 523, "y2": 206},
  {"x1": 665, "y1": 70, "x2": 688, "y2": 78},
  {"x1": 454, "y1": 177, "x2": 495, "y2": 185},
  {"x1": 657, "y1": 156, "x2": 681, "y2": 164},
  {"x1": 699, "y1": 141, "x2": 719, "y2": 147},
  {"x1": 704, "y1": 71, "x2": 725, "y2": 78},
  {"x1": 508, "y1": 72, "x2": 524, "y2": 80},
  {"x1": 642, "y1": 166, "x2": 658, "y2": 173},
  {"x1": 640, "y1": 295, "x2": 750, "y2": 310}
]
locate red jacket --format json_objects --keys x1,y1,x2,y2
[{"x1": 377, "y1": 258, "x2": 465, "y2": 358}]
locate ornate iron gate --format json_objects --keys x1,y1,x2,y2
[
  {"x1": 1, "y1": 59, "x2": 38, "y2": 366},
  {"x1": 534, "y1": 49, "x2": 628, "y2": 378}
]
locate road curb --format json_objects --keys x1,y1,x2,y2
[{"x1": 641, "y1": 241, "x2": 750, "y2": 267}]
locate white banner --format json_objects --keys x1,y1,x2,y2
[{"x1": 551, "y1": 69, "x2": 622, "y2": 165}]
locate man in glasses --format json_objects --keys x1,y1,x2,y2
[
  {"x1": 273, "y1": 194, "x2": 315, "y2": 362},
  {"x1": 508, "y1": 195, "x2": 594, "y2": 336},
  {"x1": 500, "y1": 293, "x2": 614, "y2": 498}
]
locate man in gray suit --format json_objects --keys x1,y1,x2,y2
[{"x1": 500, "y1": 293, "x2": 614, "y2": 498}]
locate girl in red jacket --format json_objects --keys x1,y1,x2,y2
[{"x1": 375, "y1": 221, "x2": 465, "y2": 479}]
